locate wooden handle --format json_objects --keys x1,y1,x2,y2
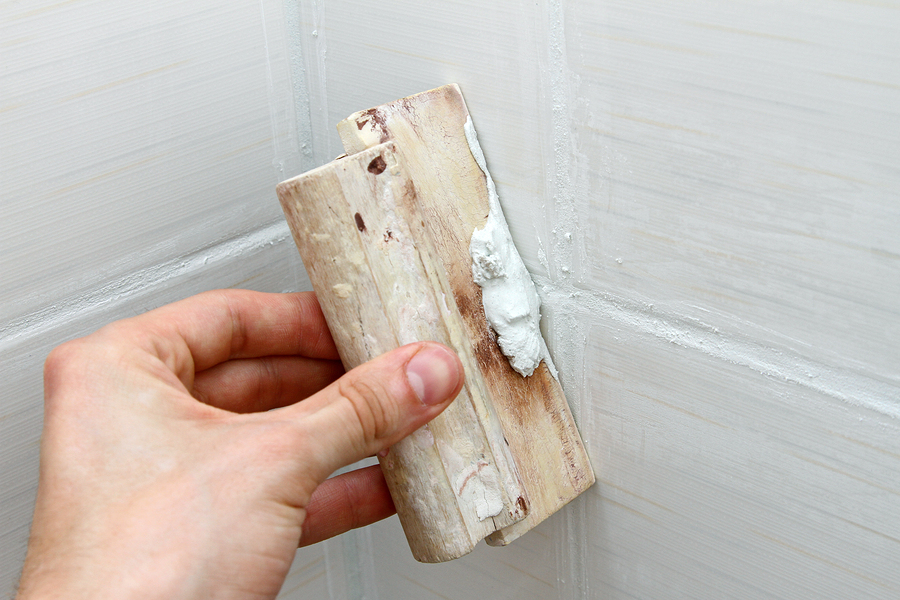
[
  {"x1": 337, "y1": 85, "x2": 594, "y2": 547},
  {"x1": 277, "y1": 143, "x2": 527, "y2": 562},
  {"x1": 277, "y1": 85, "x2": 594, "y2": 562}
]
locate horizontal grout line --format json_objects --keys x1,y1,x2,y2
[
  {"x1": 4, "y1": 222, "x2": 896, "y2": 420},
  {"x1": 0, "y1": 220, "x2": 292, "y2": 345},
  {"x1": 535, "y1": 277, "x2": 900, "y2": 420}
]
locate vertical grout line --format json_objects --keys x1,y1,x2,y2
[
  {"x1": 546, "y1": 296, "x2": 593, "y2": 600},
  {"x1": 541, "y1": 0, "x2": 592, "y2": 598},
  {"x1": 278, "y1": 0, "x2": 318, "y2": 292},
  {"x1": 323, "y1": 529, "x2": 381, "y2": 600},
  {"x1": 323, "y1": 537, "x2": 349, "y2": 600},
  {"x1": 322, "y1": 461, "x2": 382, "y2": 600},
  {"x1": 544, "y1": 0, "x2": 580, "y2": 285},
  {"x1": 557, "y1": 502, "x2": 592, "y2": 600},
  {"x1": 258, "y1": 0, "x2": 286, "y2": 182},
  {"x1": 281, "y1": 0, "x2": 316, "y2": 172},
  {"x1": 300, "y1": 0, "x2": 337, "y2": 162},
  {"x1": 354, "y1": 528, "x2": 380, "y2": 600}
]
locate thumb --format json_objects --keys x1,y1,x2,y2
[{"x1": 284, "y1": 342, "x2": 464, "y2": 483}]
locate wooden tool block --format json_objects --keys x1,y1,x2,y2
[{"x1": 277, "y1": 84, "x2": 593, "y2": 562}]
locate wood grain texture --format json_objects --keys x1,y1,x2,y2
[
  {"x1": 278, "y1": 143, "x2": 527, "y2": 562},
  {"x1": 336, "y1": 85, "x2": 594, "y2": 547}
]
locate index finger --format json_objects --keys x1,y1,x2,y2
[{"x1": 123, "y1": 290, "x2": 340, "y2": 374}]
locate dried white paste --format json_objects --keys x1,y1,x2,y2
[{"x1": 464, "y1": 116, "x2": 557, "y2": 378}]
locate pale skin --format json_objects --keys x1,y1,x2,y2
[{"x1": 16, "y1": 289, "x2": 464, "y2": 600}]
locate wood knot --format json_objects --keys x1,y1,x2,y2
[{"x1": 367, "y1": 155, "x2": 387, "y2": 175}]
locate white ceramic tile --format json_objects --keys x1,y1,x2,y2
[
  {"x1": 3, "y1": 1, "x2": 900, "y2": 598},
  {"x1": 287, "y1": 1, "x2": 900, "y2": 598},
  {"x1": 0, "y1": 0, "x2": 310, "y2": 593}
]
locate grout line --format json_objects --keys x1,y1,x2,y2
[
  {"x1": 542, "y1": 3, "x2": 593, "y2": 600},
  {"x1": 0, "y1": 220, "x2": 292, "y2": 345},
  {"x1": 536, "y1": 276, "x2": 900, "y2": 420},
  {"x1": 4, "y1": 217, "x2": 896, "y2": 423}
]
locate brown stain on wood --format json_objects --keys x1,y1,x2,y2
[
  {"x1": 331, "y1": 85, "x2": 594, "y2": 550},
  {"x1": 516, "y1": 495, "x2": 528, "y2": 514},
  {"x1": 356, "y1": 107, "x2": 390, "y2": 143},
  {"x1": 367, "y1": 155, "x2": 387, "y2": 174}
]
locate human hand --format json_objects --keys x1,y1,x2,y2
[{"x1": 17, "y1": 290, "x2": 463, "y2": 600}]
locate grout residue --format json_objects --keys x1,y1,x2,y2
[
  {"x1": 536, "y1": 277, "x2": 900, "y2": 420},
  {"x1": 464, "y1": 116, "x2": 558, "y2": 378}
]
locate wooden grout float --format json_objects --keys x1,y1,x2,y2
[{"x1": 276, "y1": 84, "x2": 594, "y2": 563}]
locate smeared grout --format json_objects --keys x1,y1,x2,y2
[
  {"x1": 0, "y1": 220, "x2": 293, "y2": 345},
  {"x1": 536, "y1": 277, "x2": 900, "y2": 420},
  {"x1": 464, "y1": 116, "x2": 558, "y2": 378}
]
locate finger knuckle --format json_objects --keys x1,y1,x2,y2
[
  {"x1": 44, "y1": 338, "x2": 89, "y2": 383},
  {"x1": 43, "y1": 338, "x2": 98, "y2": 412},
  {"x1": 335, "y1": 376, "x2": 397, "y2": 447}
]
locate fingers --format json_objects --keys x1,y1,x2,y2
[
  {"x1": 280, "y1": 342, "x2": 463, "y2": 483},
  {"x1": 191, "y1": 356, "x2": 345, "y2": 413},
  {"x1": 110, "y1": 290, "x2": 339, "y2": 383},
  {"x1": 299, "y1": 465, "x2": 395, "y2": 547}
]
